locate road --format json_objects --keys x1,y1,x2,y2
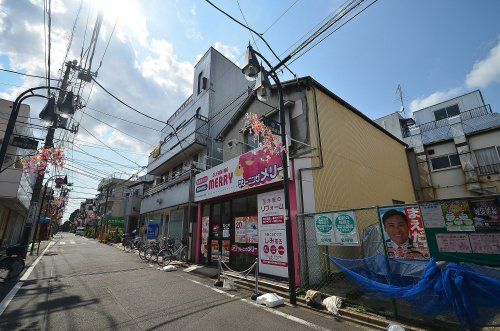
[{"x1": 0, "y1": 233, "x2": 367, "y2": 330}]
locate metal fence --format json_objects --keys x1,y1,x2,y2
[{"x1": 296, "y1": 196, "x2": 500, "y2": 328}]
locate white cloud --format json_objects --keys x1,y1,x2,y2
[
  {"x1": 190, "y1": 3, "x2": 197, "y2": 17},
  {"x1": 409, "y1": 87, "x2": 464, "y2": 112},
  {"x1": 137, "y1": 38, "x2": 194, "y2": 96},
  {"x1": 465, "y1": 37, "x2": 500, "y2": 89},
  {"x1": 214, "y1": 42, "x2": 241, "y2": 65}
]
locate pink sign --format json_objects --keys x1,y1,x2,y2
[
  {"x1": 436, "y1": 233, "x2": 472, "y2": 253},
  {"x1": 231, "y1": 245, "x2": 258, "y2": 256},
  {"x1": 194, "y1": 146, "x2": 285, "y2": 201}
]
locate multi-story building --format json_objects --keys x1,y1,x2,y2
[
  {"x1": 0, "y1": 98, "x2": 36, "y2": 248},
  {"x1": 376, "y1": 90, "x2": 499, "y2": 200},
  {"x1": 96, "y1": 177, "x2": 133, "y2": 229},
  {"x1": 122, "y1": 175, "x2": 153, "y2": 234},
  {"x1": 193, "y1": 76, "x2": 416, "y2": 281},
  {"x1": 141, "y1": 47, "x2": 252, "y2": 256}
]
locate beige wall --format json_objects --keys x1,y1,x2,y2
[
  {"x1": 307, "y1": 87, "x2": 415, "y2": 211},
  {"x1": 470, "y1": 131, "x2": 500, "y2": 194}
]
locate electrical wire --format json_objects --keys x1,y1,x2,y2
[
  {"x1": 95, "y1": 20, "x2": 117, "y2": 74},
  {"x1": 236, "y1": 0, "x2": 262, "y2": 54},
  {"x1": 0, "y1": 68, "x2": 61, "y2": 81},
  {"x1": 85, "y1": 106, "x2": 162, "y2": 132},
  {"x1": 262, "y1": 0, "x2": 301, "y2": 34}
]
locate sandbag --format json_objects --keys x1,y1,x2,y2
[
  {"x1": 304, "y1": 290, "x2": 322, "y2": 307},
  {"x1": 223, "y1": 278, "x2": 237, "y2": 291},
  {"x1": 256, "y1": 293, "x2": 285, "y2": 308},
  {"x1": 323, "y1": 295, "x2": 342, "y2": 316}
]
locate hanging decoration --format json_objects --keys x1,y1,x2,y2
[
  {"x1": 21, "y1": 147, "x2": 65, "y2": 177},
  {"x1": 243, "y1": 113, "x2": 286, "y2": 161}
]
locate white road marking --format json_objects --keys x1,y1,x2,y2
[
  {"x1": 59, "y1": 242, "x2": 66, "y2": 245},
  {"x1": 70, "y1": 241, "x2": 76, "y2": 245},
  {"x1": 186, "y1": 278, "x2": 328, "y2": 330},
  {"x1": 0, "y1": 241, "x2": 55, "y2": 316}
]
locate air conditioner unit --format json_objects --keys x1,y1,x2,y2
[{"x1": 192, "y1": 161, "x2": 206, "y2": 171}]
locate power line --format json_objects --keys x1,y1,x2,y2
[
  {"x1": 236, "y1": 0, "x2": 262, "y2": 54},
  {"x1": 71, "y1": 144, "x2": 141, "y2": 171},
  {"x1": 86, "y1": 106, "x2": 162, "y2": 132},
  {"x1": 262, "y1": 0, "x2": 301, "y2": 34},
  {"x1": 54, "y1": 137, "x2": 148, "y2": 156},
  {"x1": 0, "y1": 68, "x2": 61, "y2": 81},
  {"x1": 80, "y1": 109, "x2": 155, "y2": 147},
  {"x1": 203, "y1": 0, "x2": 297, "y2": 78}
]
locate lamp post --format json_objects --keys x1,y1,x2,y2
[
  {"x1": 30, "y1": 174, "x2": 67, "y2": 255},
  {"x1": 242, "y1": 44, "x2": 296, "y2": 305}
]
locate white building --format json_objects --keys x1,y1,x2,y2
[
  {"x1": 0, "y1": 98, "x2": 36, "y2": 248},
  {"x1": 376, "y1": 90, "x2": 500, "y2": 200},
  {"x1": 141, "y1": 47, "x2": 252, "y2": 256}
]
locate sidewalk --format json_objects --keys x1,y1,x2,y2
[{"x1": 0, "y1": 238, "x2": 56, "y2": 302}]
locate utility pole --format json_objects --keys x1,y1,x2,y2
[{"x1": 24, "y1": 61, "x2": 75, "y2": 247}]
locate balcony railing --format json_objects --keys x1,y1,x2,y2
[
  {"x1": 143, "y1": 170, "x2": 192, "y2": 197},
  {"x1": 402, "y1": 104, "x2": 492, "y2": 138},
  {"x1": 478, "y1": 163, "x2": 500, "y2": 175}
]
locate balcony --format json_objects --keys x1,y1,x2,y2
[
  {"x1": 147, "y1": 114, "x2": 208, "y2": 175},
  {"x1": 140, "y1": 171, "x2": 192, "y2": 214},
  {"x1": 478, "y1": 163, "x2": 500, "y2": 175},
  {"x1": 402, "y1": 104, "x2": 492, "y2": 138}
]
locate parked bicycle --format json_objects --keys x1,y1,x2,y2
[
  {"x1": 157, "y1": 238, "x2": 188, "y2": 267},
  {"x1": 0, "y1": 245, "x2": 26, "y2": 280},
  {"x1": 122, "y1": 232, "x2": 142, "y2": 253}
]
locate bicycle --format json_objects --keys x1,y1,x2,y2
[
  {"x1": 157, "y1": 238, "x2": 188, "y2": 267},
  {"x1": 0, "y1": 246, "x2": 26, "y2": 280}
]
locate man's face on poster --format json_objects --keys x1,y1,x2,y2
[{"x1": 384, "y1": 214, "x2": 409, "y2": 245}]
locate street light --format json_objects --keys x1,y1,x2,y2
[
  {"x1": 39, "y1": 97, "x2": 58, "y2": 125},
  {"x1": 242, "y1": 44, "x2": 297, "y2": 305},
  {"x1": 58, "y1": 91, "x2": 76, "y2": 118}
]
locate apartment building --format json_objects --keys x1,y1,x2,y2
[
  {"x1": 0, "y1": 98, "x2": 36, "y2": 248},
  {"x1": 376, "y1": 90, "x2": 499, "y2": 200},
  {"x1": 141, "y1": 47, "x2": 252, "y2": 257}
]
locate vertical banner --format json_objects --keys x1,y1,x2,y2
[
  {"x1": 258, "y1": 190, "x2": 288, "y2": 278},
  {"x1": 201, "y1": 216, "x2": 209, "y2": 257},
  {"x1": 379, "y1": 205, "x2": 430, "y2": 260}
]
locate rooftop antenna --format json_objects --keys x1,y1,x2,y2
[{"x1": 396, "y1": 84, "x2": 409, "y2": 118}]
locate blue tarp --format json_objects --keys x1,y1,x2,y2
[
  {"x1": 38, "y1": 217, "x2": 50, "y2": 224},
  {"x1": 328, "y1": 254, "x2": 500, "y2": 329}
]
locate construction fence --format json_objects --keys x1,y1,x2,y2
[{"x1": 296, "y1": 195, "x2": 500, "y2": 328}]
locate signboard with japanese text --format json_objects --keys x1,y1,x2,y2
[
  {"x1": 258, "y1": 190, "x2": 288, "y2": 278},
  {"x1": 332, "y1": 211, "x2": 360, "y2": 246},
  {"x1": 11, "y1": 136, "x2": 39, "y2": 150},
  {"x1": 201, "y1": 216, "x2": 209, "y2": 257},
  {"x1": 379, "y1": 205, "x2": 430, "y2": 260},
  {"x1": 194, "y1": 146, "x2": 288, "y2": 202},
  {"x1": 315, "y1": 213, "x2": 335, "y2": 245},
  {"x1": 469, "y1": 198, "x2": 500, "y2": 231}
]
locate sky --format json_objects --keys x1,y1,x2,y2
[{"x1": 0, "y1": 0, "x2": 499, "y2": 221}]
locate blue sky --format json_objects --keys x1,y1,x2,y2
[{"x1": 0, "y1": 0, "x2": 499, "y2": 220}]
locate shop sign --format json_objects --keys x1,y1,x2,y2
[
  {"x1": 231, "y1": 245, "x2": 258, "y2": 256},
  {"x1": 108, "y1": 217, "x2": 124, "y2": 227},
  {"x1": 258, "y1": 190, "x2": 288, "y2": 278},
  {"x1": 11, "y1": 136, "x2": 39, "y2": 150},
  {"x1": 194, "y1": 146, "x2": 287, "y2": 202},
  {"x1": 147, "y1": 220, "x2": 160, "y2": 240}
]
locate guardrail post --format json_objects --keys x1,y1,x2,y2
[{"x1": 251, "y1": 258, "x2": 260, "y2": 300}]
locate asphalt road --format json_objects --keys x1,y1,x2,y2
[{"x1": 0, "y1": 233, "x2": 367, "y2": 331}]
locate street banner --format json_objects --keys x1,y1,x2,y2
[
  {"x1": 194, "y1": 145, "x2": 287, "y2": 202},
  {"x1": 379, "y1": 205, "x2": 430, "y2": 260},
  {"x1": 258, "y1": 190, "x2": 288, "y2": 278}
]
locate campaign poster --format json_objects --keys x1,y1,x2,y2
[
  {"x1": 332, "y1": 211, "x2": 360, "y2": 246},
  {"x1": 234, "y1": 216, "x2": 258, "y2": 243},
  {"x1": 420, "y1": 202, "x2": 446, "y2": 228},
  {"x1": 435, "y1": 233, "x2": 472, "y2": 253},
  {"x1": 379, "y1": 205, "x2": 430, "y2": 260},
  {"x1": 201, "y1": 216, "x2": 209, "y2": 257},
  {"x1": 147, "y1": 220, "x2": 160, "y2": 240},
  {"x1": 315, "y1": 213, "x2": 335, "y2": 245},
  {"x1": 468, "y1": 233, "x2": 500, "y2": 254},
  {"x1": 222, "y1": 223, "x2": 231, "y2": 238},
  {"x1": 441, "y1": 200, "x2": 475, "y2": 231},
  {"x1": 469, "y1": 198, "x2": 500, "y2": 231},
  {"x1": 260, "y1": 229, "x2": 288, "y2": 278}
]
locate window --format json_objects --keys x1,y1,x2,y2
[
  {"x1": 475, "y1": 146, "x2": 500, "y2": 175},
  {"x1": 197, "y1": 72, "x2": 203, "y2": 95},
  {"x1": 434, "y1": 104, "x2": 460, "y2": 121},
  {"x1": 244, "y1": 132, "x2": 259, "y2": 152},
  {"x1": 430, "y1": 153, "x2": 461, "y2": 170},
  {"x1": 196, "y1": 107, "x2": 201, "y2": 117},
  {"x1": 202, "y1": 77, "x2": 208, "y2": 90}
]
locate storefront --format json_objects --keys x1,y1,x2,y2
[{"x1": 194, "y1": 147, "x2": 300, "y2": 283}]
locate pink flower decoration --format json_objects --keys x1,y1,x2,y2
[
  {"x1": 243, "y1": 113, "x2": 285, "y2": 161},
  {"x1": 21, "y1": 147, "x2": 66, "y2": 178}
]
